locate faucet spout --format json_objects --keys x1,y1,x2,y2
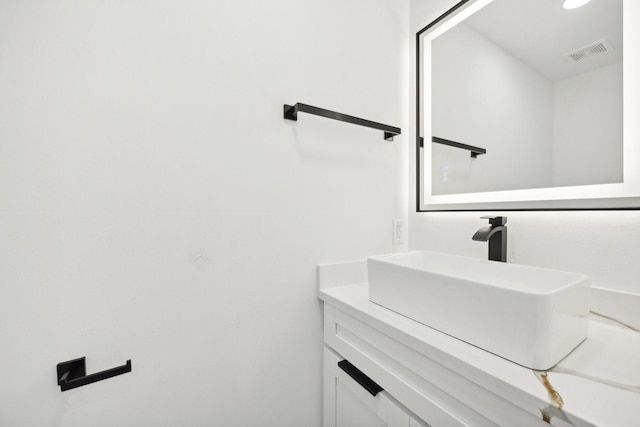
[
  {"x1": 472, "y1": 225, "x2": 503, "y2": 242},
  {"x1": 472, "y1": 216, "x2": 507, "y2": 262}
]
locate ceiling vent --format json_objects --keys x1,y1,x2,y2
[{"x1": 564, "y1": 39, "x2": 614, "y2": 63}]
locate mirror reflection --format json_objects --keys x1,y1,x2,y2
[{"x1": 429, "y1": 0, "x2": 623, "y2": 196}]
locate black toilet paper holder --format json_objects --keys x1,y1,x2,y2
[{"x1": 56, "y1": 356, "x2": 132, "y2": 392}]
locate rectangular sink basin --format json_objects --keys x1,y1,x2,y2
[{"x1": 368, "y1": 251, "x2": 590, "y2": 370}]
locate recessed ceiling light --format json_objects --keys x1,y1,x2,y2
[{"x1": 563, "y1": 0, "x2": 592, "y2": 9}]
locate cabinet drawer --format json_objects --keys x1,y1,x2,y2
[{"x1": 324, "y1": 347, "x2": 426, "y2": 427}]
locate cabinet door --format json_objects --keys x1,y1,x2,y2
[{"x1": 324, "y1": 347, "x2": 428, "y2": 427}]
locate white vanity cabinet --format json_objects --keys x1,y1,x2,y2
[{"x1": 320, "y1": 286, "x2": 552, "y2": 427}]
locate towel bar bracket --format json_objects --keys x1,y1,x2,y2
[{"x1": 283, "y1": 104, "x2": 299, "y2": 121}]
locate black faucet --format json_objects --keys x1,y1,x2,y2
[{"x1": 472, "y1": 216, "x2": 507, "y2": 262}]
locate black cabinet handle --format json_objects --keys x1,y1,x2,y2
[
  {"x1": 57, "y1": 357, "x2": 132, "y2": 392},
  {"x1": 338, "y1": 359, "x2": 384, "y2": 397}
]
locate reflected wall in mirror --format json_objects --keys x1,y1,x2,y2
[
  {"x1": 432, "y1": 0, "x2": 622, "y2": 195},
  {"x1": 418, "y1": 0, "x2": 640, "y2": 211}
]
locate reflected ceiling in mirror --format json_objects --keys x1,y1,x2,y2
[{"x1": 417, "y1": 0, "x2": 640, "y2": 211}]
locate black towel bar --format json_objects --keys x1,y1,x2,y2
[
  {"x1": 284, "y1": 103, "x2": 401, "y2": 141},
  {"x1": 421, "y1": 136, "x2": 487, "y2": 158}
]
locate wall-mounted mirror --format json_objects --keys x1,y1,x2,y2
[{"x1": 417, "y1": 0, "x2": 640, "y2": 211}]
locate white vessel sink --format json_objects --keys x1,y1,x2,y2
[{"x1": 368, "y1": 251, "x2": 590, "y2": 370}]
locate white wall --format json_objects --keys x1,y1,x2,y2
[
  {"x1": 410, "y1": 0, "x2": 640, "y2": 295},
  {"x1": 431, "y1": 23, "x2": 553, "y2": 195},
  {"x1": 552, "y1": 62, "x2": 623, "y2": 187},
  {"x1": 0, "y1": 1, "x2": 409, "y2": 425}
]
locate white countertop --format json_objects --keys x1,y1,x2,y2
[{"x1": 319, "y1": 282, "x2": 640, "y2": 427}]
